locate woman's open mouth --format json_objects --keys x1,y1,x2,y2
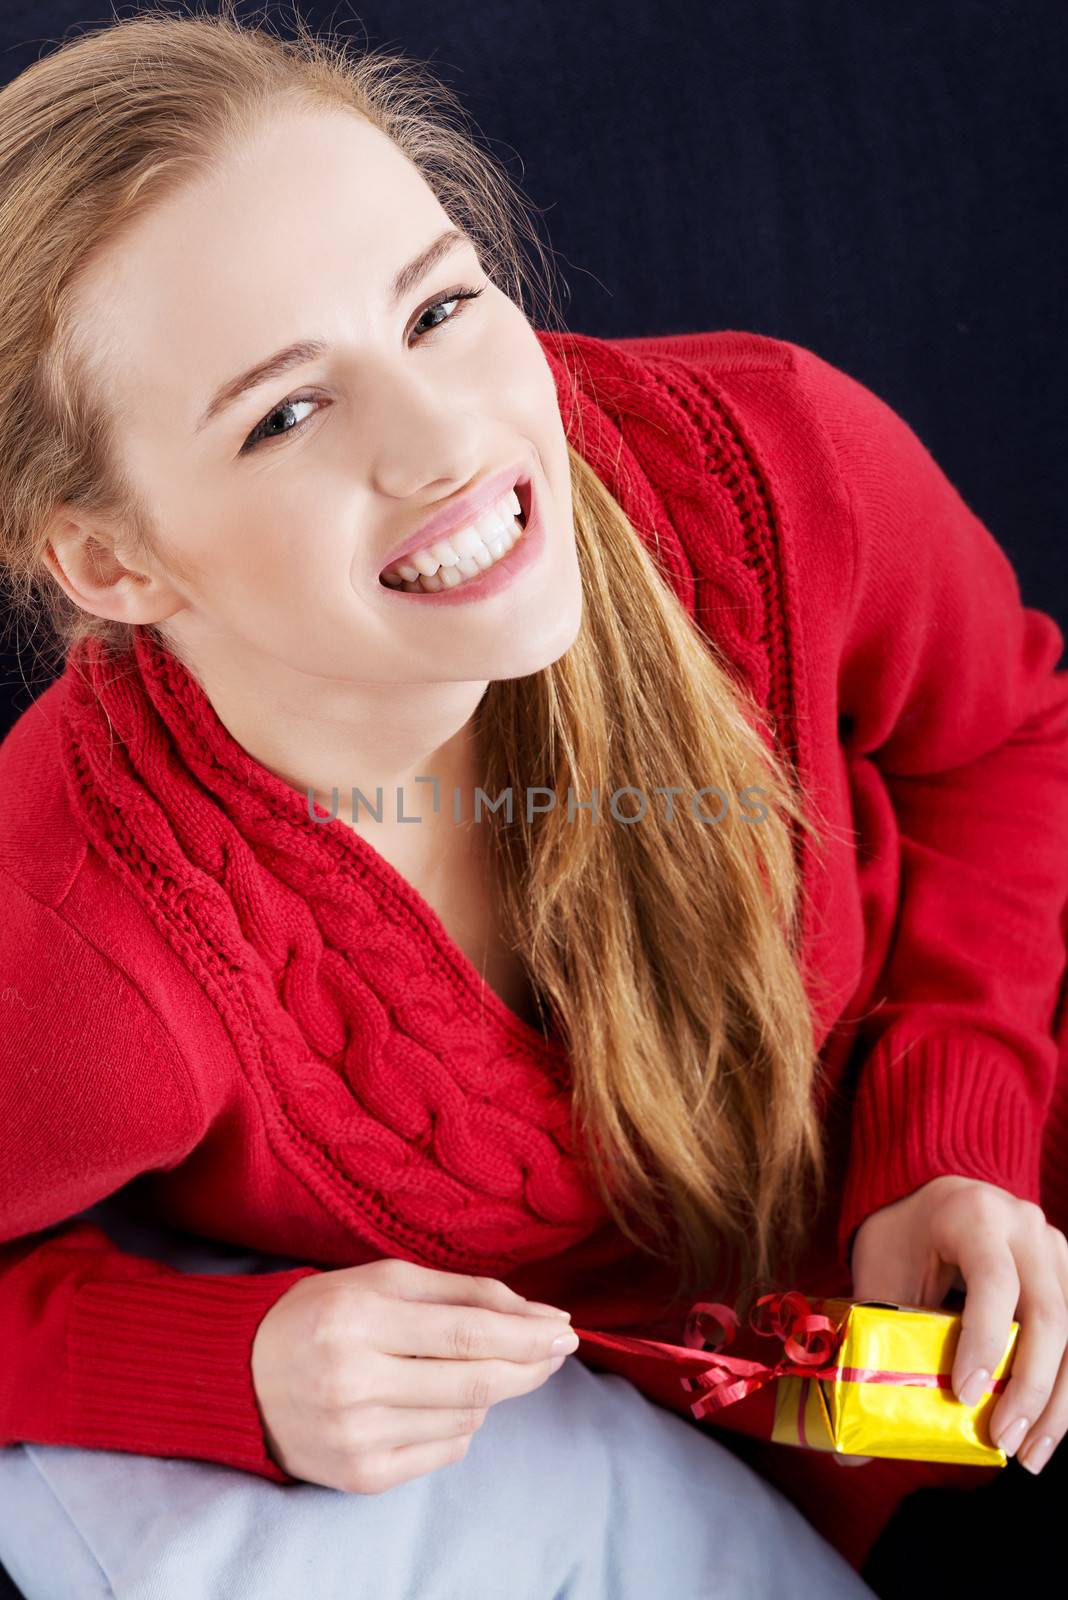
[{"x1": 379, "y1": 479, "x2": 531, "y2": 596}]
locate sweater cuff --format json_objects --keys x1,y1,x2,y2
[
  {"x1": 66, "y1": 1264, "x2": 321, "y2": 1483},
  {"x1": 835, "y1": 1026, "x2": 1044, "y2": 1279}
]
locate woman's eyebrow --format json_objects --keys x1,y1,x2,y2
[{"x1": 193, "y1": 225, "x2": 470, "y2": 435}]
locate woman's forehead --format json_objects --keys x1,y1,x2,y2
[{"x1": 69, "y1": 113, "x2": 447, "y2": 436}]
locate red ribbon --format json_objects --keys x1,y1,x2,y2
[
  {"x1": 679, "y1": 1290, "x2": 844, "y2": 1421},
  {"x1": 678, "y1": 1289, "x2": 1009, "y2": 1425}
]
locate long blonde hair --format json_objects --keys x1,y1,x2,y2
[{"x1": 0, "y1": 1, "x2": 832, "y2": 1306}]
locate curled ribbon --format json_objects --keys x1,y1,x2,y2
[{"x1": 679, "y1": 1289, "x2": 844, "y2": 1422}]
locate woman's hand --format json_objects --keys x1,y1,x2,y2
[
  {"x1": 250, "y1": 1257, "x2": 577, "y2": 1493},
  {"x1": 840, "y1": 1175, "x2": 1068, "y2": 1475}
]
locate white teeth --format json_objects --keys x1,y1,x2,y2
[
  {"x1": 472, "y1": 506, "x2": 513, "y2": 544},
  {"x1": 381, "y1": 484, "x2": 527, "y2": 589},
  {"x1": 449, "y1": 525, "x2": 486, "y2": 560},
  {"x1": 384, "y1": 514, "x2": 522, "y2": 593}
]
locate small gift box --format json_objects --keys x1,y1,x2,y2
[{"x1": 573, "y1": 1290, "x2": 1019, "y2": 1466}]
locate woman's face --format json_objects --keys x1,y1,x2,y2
[{"x1": 64, "y1": 106, "x2": 583, "y2": 689}]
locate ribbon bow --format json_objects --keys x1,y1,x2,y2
[{"x1": 679, "y1": 1289, "x2": 844, "y2": 1422}]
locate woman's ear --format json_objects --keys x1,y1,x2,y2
[{"x1": 41, "y1": 507, "x2": 187, "y2": 625}]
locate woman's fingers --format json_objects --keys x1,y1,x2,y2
[
  {"x1": 360, "y1": 1288, "x2": 580, "y2": 1366},
  {"x1": 940, "y1": 1196, "x2": 1068, "y2": 1460},
  {"x1": 976, "y1": 1209, "x2": 1066, "y2": 1455},
  {"x1": 1008, "y1": 1225, "x2": 1068, "y2": 1473},
  {"x1": 933, "y1": 1194, "x2": 1021, "y2": 1406}
]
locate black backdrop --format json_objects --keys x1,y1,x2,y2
[{"x1": 0, "y1": 5, "x2": 1065, "y2": 1596}]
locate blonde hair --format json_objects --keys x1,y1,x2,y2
[{"x1": 0, "y1": 0, "x2": 832, "y2": 1307}]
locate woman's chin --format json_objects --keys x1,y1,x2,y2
[{"x1": 482, "y1": 595, "x2": 584, "y2": 680}]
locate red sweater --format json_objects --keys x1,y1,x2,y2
[{"x1": 1, "y1": 327, "x2": 1066, "y2": 1573}]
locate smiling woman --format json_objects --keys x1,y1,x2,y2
[
  {"x1": 0, "y1": 0, "x2": 828, "y2": 1326},
  {"x1": 2, "y1": 2, "x2": 1066, "y2": 1599},
  {"x1": 0, "y1": 4, "x2": 850, "y2": 1590}
]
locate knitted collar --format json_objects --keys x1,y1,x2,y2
[{"x1": 56, "y1": 328, "x2": 774, "y2": 1275}]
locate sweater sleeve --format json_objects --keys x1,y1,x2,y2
[
  {"x1": 787, "y1": 346, "x2": 1068, "y2": 1275},
  {"x1": 0, "y1": 869, "x2": 320, "y2": 1480}
]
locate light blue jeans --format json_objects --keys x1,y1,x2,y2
[{"x1": 0, "y1": 1200, "x2": 876, "y2": 1600}]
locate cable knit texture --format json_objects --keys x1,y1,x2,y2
[
  {"x1": 2, "y1": 326, "x2": 1067, "y2": 1573},
  {"x1": 62, "y1": 618, "x2": 604, "y2": 1271}
]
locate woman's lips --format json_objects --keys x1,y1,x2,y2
[
  {"x1": 377, "y1": 469, "x2": 531, "y2": 579},
  {"x1": 376, "y1": 475, "x2": 544, "y2": 605}
]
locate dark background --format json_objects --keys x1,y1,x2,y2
[{"x1": 0, "y1": 3, "x2": 1065, "y2": 1595}]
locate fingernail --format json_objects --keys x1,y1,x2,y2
[
  {"x1": 995, "y1": 1416, "x2": 1030, "y2": 1457},
  {"x1": 526, "y1": 1301, "x2": 571, "y2": 1320},
  {"x1": 1019, "y1": 1434, "x2": 1054, "y2": 1475},
  {"x1": 551, "y1": 1330, "x2": 580, "y2": 1355},
  {"x1": 958, "y1": 1368, "x2": 991, "y2": 1407}
]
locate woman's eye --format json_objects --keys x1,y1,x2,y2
[
  {"x1": 241, "y1": 395, "x2": 319, "y2": 454},
  {"x1": 240, "y1": 284, "x2": 487, "y2": 454}
]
